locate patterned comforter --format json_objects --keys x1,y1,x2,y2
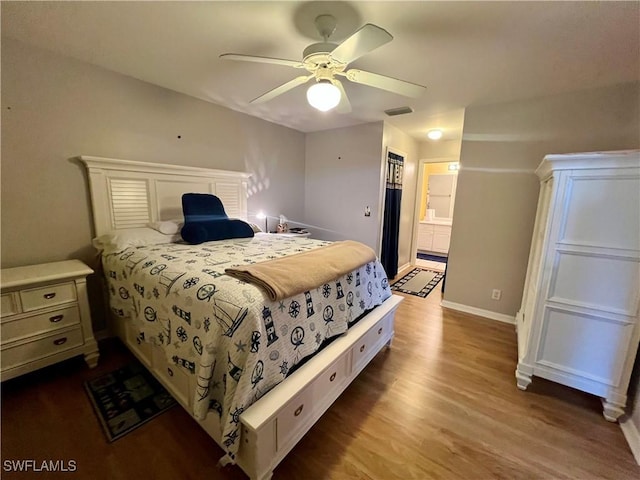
[{"x1": 101, "y1": 234, "x2": 391, "y2": 459}]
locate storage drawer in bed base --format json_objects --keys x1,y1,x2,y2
[
  {"x1": 237, "y1": 294, "x2": 402, "y2": 480},
  {"x1": 111, "y1": 294, "x2": 403, "y2": 480}
]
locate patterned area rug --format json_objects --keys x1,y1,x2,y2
[
  {"x1": 84, "y1": 360, "x2": 176, "y2": 442},
  {"x1": 391, "y1": 268, "x2": 444, "y2": 298}
]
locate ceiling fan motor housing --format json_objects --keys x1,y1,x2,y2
[{"x1": 303, "y1": 42, "x2": 337, "y2": 60}]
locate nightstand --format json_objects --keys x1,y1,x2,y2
[{"x1": 1, "y1": 260, "x2": 100, "y2": 381}]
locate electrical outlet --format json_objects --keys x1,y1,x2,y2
[
  {"x1": 491, "y1": 289, "x2": 502, "y2": 300},
  {"x1": 364, "y1": 206, "x2": 371, "y2": 217}
]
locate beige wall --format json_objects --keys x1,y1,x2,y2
[
  {"x1": 419, "y1": 138, "x2": 462, "y2": 160},
  {"x1": 1, "y1": 38, "x2": 306, "y2": 330},
  {"x1": 303, "y1": 121, "x2": 418, "y2": 273},
  {"x1": 304, "y1": 122, "x2": 385, "y2": 251},
  {"x1": 444, "y1": 82, "x2": 640, "y2": 318}
]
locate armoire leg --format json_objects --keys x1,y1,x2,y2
[{"x1": 515, "y1": 368, "x2": 532, "y2": 391}]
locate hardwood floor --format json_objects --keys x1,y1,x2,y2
[{"x1": 2, "y1": 270, "x2": 639, "y2": 479}]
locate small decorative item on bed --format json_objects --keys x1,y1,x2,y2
[{"x1": 81, "y1": 155, "x2": 403, "y2": 480}]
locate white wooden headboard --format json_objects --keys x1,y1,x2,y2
[{"x1": 80, "y1": 156, "x2": 250, "y2": 236}]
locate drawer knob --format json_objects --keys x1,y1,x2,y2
[
  {"x1": 167, "y1": 368, "x2": 174, "y2": 377},
  {"x1": 43, "y1": 292, "x2": 56, "y2": 300},
  {"x1": 294, "y1": 404, "x2": 304, "y2": 417},
  {"x1": 49, "y1": 315, "x2": 64, "y2": 323},
  {"x1": 360, "y1": 344, "x2": 366, "y2": 353},
  {"x1": 329, "y1": 372, "x2": 337, "y2": 382},
  {"x1": 53, "y1": 337, "x2": 67, "y2": 346},
  {"x1": 378, "y1": 327, "x2": 383, "y2": 335}
]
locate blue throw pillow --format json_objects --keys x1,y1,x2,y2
[
  {"x1": 182, "y1": 193, "x2": 228, "y2": 222},
  {"x1": 181, "y1": 219, "x2": 254, "y2": 245}
]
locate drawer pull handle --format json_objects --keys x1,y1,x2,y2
[
  {"x1": 360, "y1": 344, "x2": 366, "y2": 353},
  {"x1": 167, "y1": 368, "x2": 174, "y2": 377},
  {"x1": 378, "y1": 327, "x2": 383, "y2": 335},
  {"x1": 329, "y1": 372, "x2": 337, "y2": 382},
  {"x1": 44, "y1": 292, "x2": 56, "y2": 300},
  {"x1": 53, "y1": 337, "x2": 67, "y2": 346},
  {"x1": 294, "y1": 404, "x2": 304, "y2": 417},
  {"x1": 49, "y1": 315, "x2": 64, "y2": 323}
]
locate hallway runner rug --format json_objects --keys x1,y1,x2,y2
[
  {"x1": 390, "y1": 268, "x2": 444, "y2": 298},
  {"x1": 84, "y1": 360, "x2": 177, "y2": 442}
]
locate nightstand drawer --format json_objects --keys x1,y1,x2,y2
[
  {"x1": 20, "y1": 282, "x2": 77, "y2": 312},
  {"x1": 1, "y1": 327, "x2": 84, "y2": 370},
  {"x1": 1, "y1": 306, "x2": 81, "y2": 343},
  {"x1": 1, "y1": 293, "x2": 19, "y2": 317}
]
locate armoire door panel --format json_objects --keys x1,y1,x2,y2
[
  {"x1": 560, "y1": 176, "x2": 640, "y2": 250},
  {"x1": 548, "y1": 252, "x2": 640, "y2": 315},
  {"x1": 537, "y1": 308, "x2": 631, "y2": 387}
]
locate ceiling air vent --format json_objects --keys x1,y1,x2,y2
[{"x1": 384, "y1": 106, "x2": 414, "y2": 116}]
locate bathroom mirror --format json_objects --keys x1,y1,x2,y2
[{"x1": 421, "y1": 163, "x2": 458, "y2": 220}]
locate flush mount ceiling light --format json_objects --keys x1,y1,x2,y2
[
  {"x1": 307, "y1": 80, "x2": 341, "y2": 111},
  {"x1": 427, "y1": 129, "x2": 443, "y2": 140}
]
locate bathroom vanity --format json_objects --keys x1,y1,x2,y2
[{"x1": 417, "y1": 219, "x2": 452, "y2": 255}]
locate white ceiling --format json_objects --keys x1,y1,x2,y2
[{"x1": 2, "y1": 1, "x2": 638, "y2": 142}]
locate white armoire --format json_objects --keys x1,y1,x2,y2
[{"x1": 516, "y1": 150, "x2": 640, "y2": 421}]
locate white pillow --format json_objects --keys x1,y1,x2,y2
[
  {"x1": 92, "y1": 227, "x2": 181, "y2": 253},
  {"x1": 147, "y1": 219, "x2": 183, "y2": 235}
]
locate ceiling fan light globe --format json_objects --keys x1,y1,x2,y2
[{"x1": 307, "y1": 82, "x2": 341, "y2": 111}]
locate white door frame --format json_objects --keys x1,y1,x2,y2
[{"x1": 410, "y1": 157, "x2": 459, "y2": 264}]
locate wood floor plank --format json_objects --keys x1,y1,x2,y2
[{"x1": 2, "y1": 270, "x2": 638, "y2": 479}]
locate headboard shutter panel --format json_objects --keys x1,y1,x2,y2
[
  {"x1": 215, "y1": 182, "x2": 243, "y2": 219},
  {"x1": 80, "y1": 156, "x2": 250, "y2": 235},
  {"x1": 109, "y1": 178, "x2": 151, "y2": 229}
]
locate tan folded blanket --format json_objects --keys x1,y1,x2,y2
[{"x1": 225, "y1": 240, "x2": 377, "y2": 301}]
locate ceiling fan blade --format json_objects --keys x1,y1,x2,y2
[
  {"x1": 333, "y1": 80, "x2": 352, "y2": 113},
  {"x1": 330, "y1": 24, "x2": 393, "y2": 64},
  {"x1": 220, "y1": 53, "x2": 304, "y2": 69},
  {"x1": 345, "y1": 69, "x2": 426, "y2": 98},
  {"x1": 250, "y1": 75, "x2": 313, "y2": 104}
]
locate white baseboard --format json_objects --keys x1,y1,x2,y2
[
  {"x1": 398, "y1": 262, "x2": 411, "y2": 273},
  {"x1": 440, "y1": 300, "x2": 516, "y2": 325},
  {"x1": 620, "y1": 416, "x2": 640, "y2": 465}
]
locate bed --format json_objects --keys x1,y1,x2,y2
[{"x1": 81, "y1": 155, "x2": 403, "y2": 480}]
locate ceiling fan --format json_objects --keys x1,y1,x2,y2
[{"x1": 220, "y1": 14, "x2": 427, "y2": 113}]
